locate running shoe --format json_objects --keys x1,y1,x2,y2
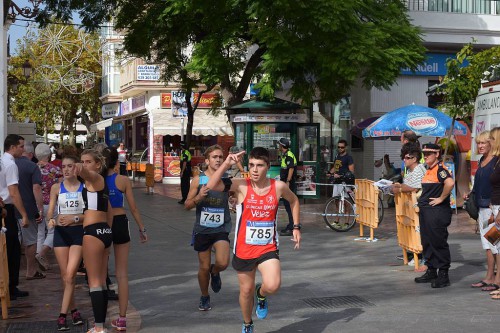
[
  {"x1": 71, "y1": 311, "x2": 84, "y2": 326},
  {"x1": 111, "y1": 317, "x2": 127, "y2": 331},
  {"x1": 241, "y1": 323, "x2": 254, "y2": 333},
  {"x1": 255, "y1": 283, "x2": 268, "y2": 319},
  {"x1": 198, "y1": 295, "x2": 212, "y2": 311},
  {"x1": 57, "y1": 316, "x2": 69, "y2": 331},
  {"x1": 210, "y1": 264, "x2": 222, "y2": 293},
  {"x1": 35, "y1": 254, "x2": 49, "y2": 271}
]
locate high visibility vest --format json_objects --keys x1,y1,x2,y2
[{"x1": 280, "y1": 150, "x2": 297, "y2": 169}]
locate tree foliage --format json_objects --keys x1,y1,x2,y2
[
  {"x1": 439, "y1": 43, "x2": 500, "y2": 119},
  {"x1": 38, "y1": 0, "x2": 426, "y2": 145},
  {"x1": 9, "y1": 24, "x2": 101, "y2": 145}
]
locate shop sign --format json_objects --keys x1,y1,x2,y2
[
  {"x1": 160, "y1": 91, "x2": 217, "y2": 110},
  {"x1": 231, "y1": 113, "x2": 307, "y2": 123},
  {"x1": 131, "y1": 95, "x2": 146, "y2": 113},
  {"x1": 121, "y1": 99, "x2": 131, "y2": 115},
  {"x1": 137, "y1": 65, "x2": 160, "y2": 81},
  {"x1": 101, "y1": 103, "x2": 120, "y2": 119},
  {"x1": 160, "y1": 93, "x2": 172, "y2": 108},
  {"x1": 193, "y1": 93, "x2": 217, "y2": 108},
  {"x1": 401, "y1": 53, "x2": 468, "y2": 76}
]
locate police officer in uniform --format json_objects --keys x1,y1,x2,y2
[
  {"x1": 277, "y1": 138, "x2": 297, "y2": 236},
  {"x1": 414, "y1": 143, "x2": 454, "y2": 288},
  {"x1": 178, "y1": 141, "x2": 192, "y2": 204}
]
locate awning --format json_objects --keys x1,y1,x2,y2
[
  {"x1": 226, "y1": 97, "x2": 303, "y2": 111},
  {"x1": 90, "y1": 118, "x2": 113, "y2": 133},
  {"x1": 112, "y1": 110, "x2": 148, "y2": 121},
  {"x1": 153, "y1": 110, "x2": 233, "y2": 136}
]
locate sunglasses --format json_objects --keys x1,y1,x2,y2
[
  {"x1": 404, "y1": 155, "x2": 415, "y2": 160},
  {"x1": 337, "y1": 146, "x2": 345, "y2": 149},
  {"x1": 423, "y1": 152, "x2": 436, "y2": 156}
]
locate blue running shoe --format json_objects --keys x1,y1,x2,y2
[
  {"x1": 255, "y1": 283, "x2": 268, "y2": 319},
  {"x1": 241, "y1": 323, "x2": 254, "y2": 333},
  {"x1": 198, "y1": 295, "x2": 212, "y2": 311},
  {"x1": 210, "y1": 264, "x2": 222, "y2": 293}
]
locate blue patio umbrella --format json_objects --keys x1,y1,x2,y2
[{"x1": 362, "y1": 104, "x2": 467, "y2": 139}]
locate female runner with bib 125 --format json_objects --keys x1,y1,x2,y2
[
  {"x1": 46, "y1": 155, "x2": 85, "y2": 331},
  {"x1": 73, "y1": 149, "x2": 113, "y2": 333}
]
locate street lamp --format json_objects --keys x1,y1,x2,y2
[{"x1": 22, "y1": 59, "x2": 32, "y2": 79}]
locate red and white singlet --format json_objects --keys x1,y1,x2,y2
[{"x1": 234, "y1": 179, "x2": 279, "y2": 259}]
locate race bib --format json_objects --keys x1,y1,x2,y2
[
  {"x1": 59, "y1": 192, "x2": 84, "y2": 215},
  {"x1": 200, "y1": 207, "x2": 224, "y2": 227},
  {"x1": 245, "y1": 221, "x2": 275, "y2": 245}
]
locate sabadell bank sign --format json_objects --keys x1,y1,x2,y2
[{"x1": 401, "y1": 53, "x2": 468, "y2": 76}]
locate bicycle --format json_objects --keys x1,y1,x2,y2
[{"x1": 323, "y1": 177, "x2": 384, "y2": 232}]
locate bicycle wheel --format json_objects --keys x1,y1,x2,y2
[
  {"x1": 378, "y1": 196, "x2": 384, "y2": 225},
  {"x1": 323, "y1": 197, "x2": 356, "y2": 232}
]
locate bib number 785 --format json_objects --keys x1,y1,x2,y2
[{"x1": 245, "y1": 221, "x2": 274, "y2": 245}]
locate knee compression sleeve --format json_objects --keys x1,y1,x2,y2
[{"x1": 89, "y1": 287, "x2": 107, "y2": 324}]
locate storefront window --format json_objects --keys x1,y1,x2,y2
[
  {"x1": 235, "y1": 123, "x2": 246, "y2": 152},
  {"x1": 297, "y1": 126, "x2": 318, "y2": 162},
  {"x1": 252, "y1": 123, "x2": 292, "y2": 166},
  {"x1": 313, "y1": 96, "x2": 351, "y2": 163}
]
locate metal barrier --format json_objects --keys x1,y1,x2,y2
[
  {"x1": 354, "y1": 179, "x2": 380, "y2": 241},
  {"x1": 394, "y1": 191, "x2": 423, "y2": 270}
]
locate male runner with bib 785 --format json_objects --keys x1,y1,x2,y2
[{"x1": 207, "y1": 147, "x2": 301, "y2": 333}]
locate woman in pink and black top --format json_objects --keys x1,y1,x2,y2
[{"x1": 35, "y1": 143, "x2": 62, "y2": 271}]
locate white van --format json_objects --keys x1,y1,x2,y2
[{"x1": 472, "y1": 82, "x2": 500, "y2": 174}]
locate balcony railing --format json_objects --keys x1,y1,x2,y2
[{"x1": 405, "y1": 0, "x2": 500, "y2": 14}]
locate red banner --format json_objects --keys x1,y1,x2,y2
[
  {"x1": 160, "y1": 93, "x2": 172, "y2": 108},
  {"x1": 160, "y1": 92, "x2": 216, "y2": 109}
]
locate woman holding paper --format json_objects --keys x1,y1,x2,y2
[
  {"x1": 467, "y1": 130, "x2": 499, "y2": 291},
  {"x1": 486, "y1": 128, "x2": 500, "y2": 299}
]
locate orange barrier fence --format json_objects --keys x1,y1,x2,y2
[
  {"x1": 354, "y1": 179, "x2": 380, "y2": 241},
  {"x1": 127, "y1": 162, "x2": 147, "y2": 173},
  {"x1": 394, "y1": 191, "x2": 423, "y2": 269},
  {"x1": 0, "y1": 218, "x2": 9, "y2": 319}
]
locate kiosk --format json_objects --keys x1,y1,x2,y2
[{"x1": 227, "y1": 98, "x2": 320, "y2": 198}]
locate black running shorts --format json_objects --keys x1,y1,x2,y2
[{"x1": 232, "y1": 251, "x2": 280, "y2": 272}]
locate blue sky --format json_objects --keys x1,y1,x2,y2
[{"x1": 8, "y1": 0, "x2": 81, "y2": 55}]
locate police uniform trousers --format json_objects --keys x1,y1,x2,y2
[
  {"x1": 419, "y1": 205, "x2": 452, "y2": 270},
  {"x1": 180, "y1": 169, "x2": 191, "y2": 201},
  {"x1": 4, "y1": 204, "x2": 21, "y2": 294},
  {"x1": 281, "y1": 181, "x2": 297, "y2": 230}
]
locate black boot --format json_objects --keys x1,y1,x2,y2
[
  {"x1": 414, "y1": 268, "x2": 437, "y2": 283},
  {"x1": 431, "y1": 269, "x2": 450, "y2": 288}
]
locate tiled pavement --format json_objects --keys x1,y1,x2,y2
[{"x1": 0, "y1": 179, "x2": 476, "y2": 332}]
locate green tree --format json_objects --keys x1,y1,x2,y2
[
  {"x1": 440, "y1": 43, "x2": 500, "y2": 118},
  {"x1": 39, "y1": 0, "x2": 426, "y2": 146},
  {"x1": 9, "y1": 24, "x2": 102, "y2": 146}
]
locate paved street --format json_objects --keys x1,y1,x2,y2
[{"x1": 2, "y1": 181, "x2": 500, "y2": 332}]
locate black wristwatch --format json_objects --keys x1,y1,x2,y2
[{"x1": 293, "y1": 224, "x2": 302, "y2": 230}]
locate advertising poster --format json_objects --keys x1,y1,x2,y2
[
  {"x1": 444, "y1": 161, "x2": 456, "y2": 209},
  {"x1": 171, "y1": 91, "x2": 190, "y2": 118},
  {"x1": 164, "y1": 156, "x2": 181, "y2": 177},
  {"x1": 296, "y1": 164, "x2": 317, "y2": 196},
  {"x1": 153, "y1": 135, "x2": 164, "y2": 182}
]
